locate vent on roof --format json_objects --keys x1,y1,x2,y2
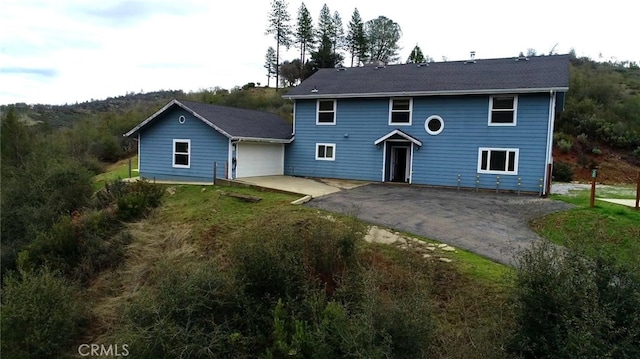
[
  {"x1": 464, "y1": 51, "x2": 477, "y2": 64},
  {"x1": 515, "y1": 52, "x2": 530, "y2": 61},
  {"x1": 417, "y1": 63, "x2": 429, "y2": 67},
  {"x1": 336, "y1": 67, "x2": 347, "y2": 71},
  {"x1": 311, "y1": 86, "x2": 318, "y2": 93}
]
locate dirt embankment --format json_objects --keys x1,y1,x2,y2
[{"x1": 554, "y1": 147, "x2": 640, "y2": 184}]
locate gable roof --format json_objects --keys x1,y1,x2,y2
[
  {"x1": 124, "y1": 99, "x2": 293, "y2": 143},
  {"x1": 374, "y1": 129, "x2": 422, "y2": 147},
  {"x1": 284, "y1": 54, "x2": 570, "y2": 99}
]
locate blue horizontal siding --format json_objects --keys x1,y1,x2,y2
[
  {"x1": 139, "y1": 107, "x2": 229, "y2": 182},
  {"x1": 285, "y1": 94, "x2": 552, "y2": 192}
]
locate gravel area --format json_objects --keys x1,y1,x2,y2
[{"x1": 307, "y1": 184, "x2": 574, "y2": 266}]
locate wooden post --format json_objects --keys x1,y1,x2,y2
[
  {"x1": 635, "y1": 172, "x2": 639, "y2": 210},
  {"x1": 213, "y1": 161, "x2": 217, "y2": 186},
  {"x1": 128, "y1": 158, "x2": 132, "y2": 178},
  {"x1": 590, "y1": 168, "x2": 597, "y2": 208}
]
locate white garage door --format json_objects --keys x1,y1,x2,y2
[{"x1": 236, "y1": 142, "x2": 284, "y2": 178}]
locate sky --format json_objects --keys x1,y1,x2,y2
[{"x1": 1, "y1": 0, "x2": 638, "y2": 105}]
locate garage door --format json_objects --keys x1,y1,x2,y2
[{"x1": 236, "y1": 142, "x2": 284, "y2": 178}]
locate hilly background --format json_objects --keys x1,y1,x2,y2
[{"x1": 2, "y1": 54, "x2": 639, "y2": 183}]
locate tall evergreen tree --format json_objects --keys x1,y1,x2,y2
[
  {"x1": 332, "y1": 11, "x2": 345, "y2": 64},
  {"x1": 264, "y1": 47, "x2": 277, "y2": 87},
  {"x1": 406, "y1": 44, "x2": 426, "y2": 63},
  {"x1": 295, "y1": 3, "x2": 314, "y2": 80},
  {"x1": 346, "y1": 8, "x2": 367, "y2": 67},
  {"x1": 365, "y1": 16, "x2": 402, "y2": 64},
  {"x1": 265, "y1": 0, "x2": 293, "y2": 91},
  {"x1": 311, "y1": 34, "x2": 343, "y2": 69},
  {"x1": 316, "y1": 4, "x2": 333, "y2": 41}
]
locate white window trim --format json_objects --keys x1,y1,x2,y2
[
  {"x1": 316, "y1": 99, "x2": 336, "y2": 125},
  {"x1": 425, "y1": 115, "x2": 444, "y2": 135},
  {"x1": 173, "y1": 139, "x2": 191, "y2": 168},
  {"x1": 477, "y1": 147, "x2": 519, "y2": 175},
  {"x1": 389, "y1": 98, "x2": 413, "y2": 126},
  {"x1": 315, "y1": 143, "x2": 336, "y2": 161},
  {"x1": 488, "y1": 95, "x2": 518, "y2": 126}
]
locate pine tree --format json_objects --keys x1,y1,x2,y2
[
  {"x1": 264, "y1": 47, "x2": 277, "y2": 87},
  {"x1": 346, "y1": 8, "x2": 367, "y2": 67},
  {"x1": 332, "y1": 11, "x2": 345, "y2": 65},
  {"x1": 295, "y1": 3, "x2": 314, "y2": 80},
  {"x1": 265, "y1": 0, "x2": 292, "y2": 91},
  {"x1": 406, "y1": 45, "x2": 426, "y2": 64}
]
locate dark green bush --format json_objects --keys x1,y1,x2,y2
[
  {"x1": 509, "y1": 241, "x2": 640, "y2": 359},
  {"x1": 94, "y1": 179, "x2": 163, "y2": 220},
  {"x1": 17, "y1": 209, "x2": 129, "y2": 283},
  {"x1": 1, "y1": 268, "x2": 87, "y2": 359},
  {"x1": 552, "y1": 161, "x2": 574, "y2": 182},
  {"x1": 116, "y1": 261, "x2": 244, "y2": 359}
]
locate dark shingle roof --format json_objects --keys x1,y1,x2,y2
[
  {"x1": 285, "y1": 54, "x2": 570, "y2": 99},
  {"x1": 125, "y1": 100, "x2": 293, "y2": 142}
]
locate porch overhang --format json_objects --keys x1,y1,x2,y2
[{"x1": 374, "y1": 129, "x2": 422, "y2": 147}]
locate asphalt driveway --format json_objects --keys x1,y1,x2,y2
[{"x1": 306, "y1": 184, "x2": 573, "y2": 266}]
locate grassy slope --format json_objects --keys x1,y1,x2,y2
[
  {"x1": 88, "y1": 165, "x2": 514, "y2": 358},
  {"x1": 531, "y1": 189, "x2": 640, "y2": 268}
]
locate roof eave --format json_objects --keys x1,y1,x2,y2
[
  {"x1": 284, "y1": 87, "x2": 569, "y2": 100},
  {"x1": 231, "y1": 136, "x2": 294, "y2": 144}
]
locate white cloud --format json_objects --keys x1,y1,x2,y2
[{"x1": 0, "y1": 0, "x2": 638, "y2": 105}]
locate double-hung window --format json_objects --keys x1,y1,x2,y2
[
  {"x1": 478, "y1": 148, "x2": 518, "y2": 174},
  {"x1": 173, "y1": 139, "x2": 190, "y2": 168},
  {"x1": 389, "y1": 98, "x2": 412, "y2": 125},
  {"x1": 488, "y1": 95, "x2": 517, "y2": 125},
  {"x1": 317, "y1": 100, "x2": 336, "y2": 125},
  {"x1": 315, "y1": 143, "x2": 335, "y2": 161}
]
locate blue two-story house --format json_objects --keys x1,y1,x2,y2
[{"x1": 283, "y1": 54, "x2": 569, "y2": 195}]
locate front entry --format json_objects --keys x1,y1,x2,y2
[{"x1": 385, "y1": 143, "x2": 412, "y2": 183}]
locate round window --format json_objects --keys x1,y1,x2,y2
[
  {"x1": 178, "y1": 115, "x2": 186, "y2": 124},
  {"x1": 425, "y1": 115, "x2": 444, "y2": 135}
]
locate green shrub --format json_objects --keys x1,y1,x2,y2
[
  {"x1": 552, "y1": 162, "x2": 574, "y2": 182},
  {"x1": 577, "y1": 133, "x2": 589, "y2": 145},
  {"x1": 17, "y1": 216, "x2": 79, "y2": 275},
  {"x1": 1, "y1": 268, "x2": 87, "y2": 359},
  {"x1": 556, "y1": 139, "x2": 573, "y2": 153},
  {"x1": 509, "y1": 242, "x2": 640, "y2": 359},
  {"x1": 94, "y1": 179, "x2": 163, "y2": 220},
  {"x1": 17, "y1": 209, "x2": 129, "y2": 283},
  {"x1": 591, "y1": 146, "x2": 602, "y2": 155},
  {"x1": 115, "y1": 261, "x2": 244, "y2": 358}
]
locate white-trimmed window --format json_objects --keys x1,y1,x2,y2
[
  {"x1": 389, "y1": 98, "x2": 412, "y2": 125},
  {"x1": 425, "y1": 115, "x2": 444, "y2": 135},
  {"x1": 488, "y1": 95, "x2": 517, "y2": 125},
  {"x1": 315, "y1": 143, "x2": 335, "y2": 161},
  {"x1": 173, "y1": 139, "x2": 191, "y2": 168},
  {"x1": 478, "y1": 148, "x2": 519, "y2": 174},
  {"x1": 316, "y1": 100, "x2": 336, "y2": 125}
]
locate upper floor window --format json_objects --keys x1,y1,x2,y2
[
  {"x1": 477, "y1": 147, "x2": 518, "y2": 174},
  {"x1": 489, "y1": 95, "x2": 517, "y2": 126},
  {"x1": 389, "y1": 98, "x2": 412, "y2": 125},
  {"x1": 173, "y1": 139, "x2": 190, "y2": 168},
  {"x1": 316, "y1": 100, "x2": 336, "y2": 125}
]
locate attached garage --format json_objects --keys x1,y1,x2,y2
[
  {"x1": 235, "y1": 142, "x2": 284, "y2": 178},
  {"x1": 124, "y1": 99, "x2": 293, "y2": 183}
]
